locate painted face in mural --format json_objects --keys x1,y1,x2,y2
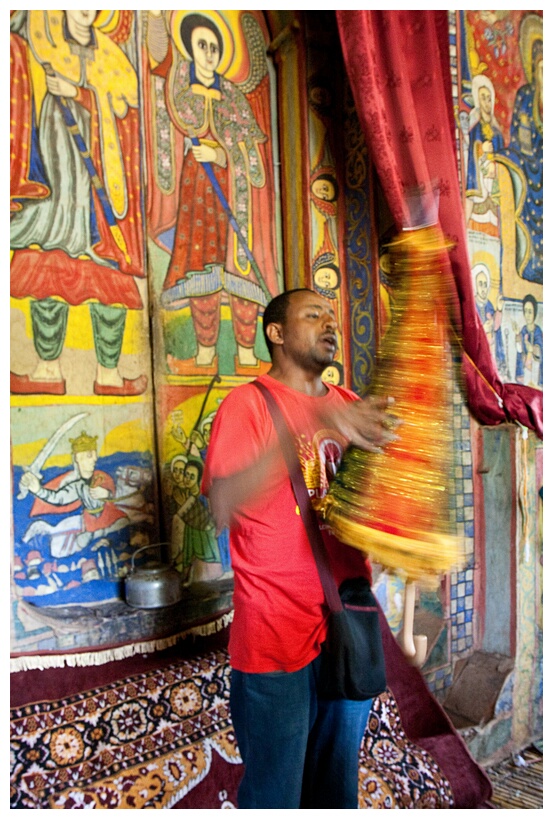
[
  {"x1": 191, "y1": 26, "x2": 222, "y2": 80},
  {"x1": 171, "y1": 458, "x2": 187, "y2": 487},
  {"x1": 65, "y1": 10, "x2": 97, "y2": 44},
  {"x1": 314, "y1": 266, "x2": 339, "y2": 291},
  {"x1": 311, "y1": 177, "x2": 337, "y2": 202},
  {"x1": 523, "y1": 299, "x2": 537, "y2": 328},
  {"x1": 184, "y1": 463, "x2": 201, "y2": 492},
  {"x1": 475, "y1": 271, "x2": 490, "y2": 304},
  {"x1": 535, "y1": 58, "x2": 543, "y2": 94},
  {"x1": 74, "y1": 448, "x2": 98, "y2": 480},
  {"x1": 478, "y1": 87, "x2": 493, "y2": 121},
  {"x1": 322, "y1": 364, "x2": 342, "y2": 385}
]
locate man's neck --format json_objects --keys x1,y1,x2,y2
[{"x1": 266, "y1": 362, "x2": 328, "y2": 397}]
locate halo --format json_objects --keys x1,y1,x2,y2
[
  {"x1": 519, "y1": 13, "x2": 542, "y2": 84},
  {"x1": 170, "y1": 10, "x2": 234, "y2": 77}
]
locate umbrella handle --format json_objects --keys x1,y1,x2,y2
[{"x1": 400, "y1": 582, "x2": 428, "y2": 667}]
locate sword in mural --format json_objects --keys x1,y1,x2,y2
[
  {"x1": 188, "y1": 127, "x2": 272, "y2": 304},
  {"x1": 17, "y1": 412, "x2": 89, "y2": 500},
  {"x1": 42, "y1": 62, "x2": 131, "y2": 265}
]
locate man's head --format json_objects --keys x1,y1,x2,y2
[
  {"x1": 478, "y1": 86, "x2": 493, "y2": 121},
  {"x1": 473, "y1": 264, "x2": 490, "y2": 304},
  {"x1": 184, "y1": 459, "x2": 203, "y2": 491},
  {"x1": 181, "y1": 14, "x2": 223, "y2": 73},
  {"x1": 262, "y1": 289, "x2": 338, "y2": 372},
  {"x1": 310, "y1": 173, "x2": 338, "y2": 203},
  {"x1": 314, "y1": 264, "x2": 340, "y2": 292},
  {"x1": 69, "y1": 431, "x2": 98, "y2": 479},
  {"x1": 471, "y1": 75, "x2": 495, "y2": 122},
  {"x1": 171, "y1": 455, "x2": 187, "y2": 486},
  {"x1": 523, "y1": 294, "x2": 538, "y2": 325}
]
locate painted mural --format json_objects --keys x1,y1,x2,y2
[
  {"x1": 143, "y1": 11, "x2": 282, "y2": 596},
  {"x1": 10, "y1": 11, "x2": 158, "y2": 659},
  {"x1": 9, "y1": 9, "x2": 288, "y2": 661},
  {"x1": 305, "y1": 14, "x2": 350, "y2": 386},
  {"x1": 145, "y1": 9, "x2": 281, "y2": 377},
  {"x1": 10, "y1": 10, "x2": 148, "y2": 398},
  {"x1": 459, "y1": 11, "x2": 543, "y2": 389}
]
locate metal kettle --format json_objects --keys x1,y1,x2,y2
[{"x1": 124, "y1": 544, "x2": 182, "y2": 609}]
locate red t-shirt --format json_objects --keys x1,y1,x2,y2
[{"x1": 202, "y1": 374, "x2": 372, "y2": 673}]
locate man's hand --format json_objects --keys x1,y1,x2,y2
[
  {"x1": 45, "y1": 73, "x2": 77, "y2": 98},
  {"x1": 90, "y1": 485, "x2": 110, "y2": 501},
  {"x1": 322, "y1": 395, "x2": 401, "y2": 453},
  {"x1": 19, "y1": 471, "x2": 41, "y2": 495},
  {"x1": 192, "y1": 143, "x2": 218, "y2": 164}
]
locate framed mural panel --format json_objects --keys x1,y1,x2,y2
[
  {"x1": 455, "y1": 10, "x2": 543, "y2": 390},
  {"x1": 9, "y1": 10, "x2": 160, "y2": 666},
  {"x1": 142, "y1": 10, "x2": 284, "y2": 614}
]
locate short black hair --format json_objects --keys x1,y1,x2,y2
[
  {"x1": 181, "y1": 13, "x2": 223, "y2": 62},
  {"x1": 262, "y1": 288, "x2": 313, "y2": 357}
]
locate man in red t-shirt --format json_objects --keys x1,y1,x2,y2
[{"x1": 203, "y1": 288, "x2": 398, "y2": 808}]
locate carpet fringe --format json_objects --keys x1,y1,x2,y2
[{"x1": 10, "y1": 611, "x2": 234, "y2": 672}]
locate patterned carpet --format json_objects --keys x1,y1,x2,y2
[{"x1": 11, "y1": 648, "x2": 455, "y2": 809}]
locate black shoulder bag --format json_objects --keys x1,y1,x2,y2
[{"x1": 254, "y1": 380, "x2": 386, "y2": 701}]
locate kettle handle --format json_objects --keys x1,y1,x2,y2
[{"x1": 131, "y1": 543, "x2": 169, "y2": 572}]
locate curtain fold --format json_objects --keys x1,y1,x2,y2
[{"x1": 336, "y1": 10, "x2": 542, "y2": 438}]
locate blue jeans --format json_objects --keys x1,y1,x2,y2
[{"x1": 230, "y1": 654, "x2": 373, "y2": 809}]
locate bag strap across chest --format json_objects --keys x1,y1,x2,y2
[{"x1": 253, "y1": 380, "x2": 343, "y2": 613}]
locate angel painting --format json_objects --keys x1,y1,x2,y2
[
  {"x1": 10, "y1": 11, "x2": 147, "y2": 398},
  {"x1": 146, "y1": 11, "x2": 281, "y2": 377}
]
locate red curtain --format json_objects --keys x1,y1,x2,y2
[{"x1": 336, "y1": 10, "x2": 542, "y2": 438}]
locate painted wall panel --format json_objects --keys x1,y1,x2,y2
[{"x1": 10, "y1": 10, "x2": 158, "y2": 659}]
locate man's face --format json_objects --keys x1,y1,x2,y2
[
  {"x1": 277, "y1": 290, "x2": 338, "y2": 372},
  {"x1": 314, "y1": 266, "x2": 339, "y2": 291},
  {"x1": 172, "y1": 460, "x2": 186, "y2": 486},
  {"x1": 524, "y1": 302, "x2": 536, "y2": 325},
  {"x1": 478, "y1": 87, "x2": 493, "y2": 120},
  {"x1": 75, "y1": 449, "x2": 98, "y2": 480},
  {"x1": 184, "y1": 465, "x2": 200, "y2": 490},
  {"x1": 475, "y1": 272, "x2": 489, "y2": 302},
  {"x1": 191, "y1": 26, "x2": 221, "y2": 74},
  {"x1": 66, "y1": 10, "x2": 97, "y2": 29},
  {"x1": 536, "y1": 58, "x2": 543, "y2": 93},
  {"x1": 311, "y1": 178, "x2": 336, "y2": 202}
]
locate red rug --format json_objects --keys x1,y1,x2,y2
[{"x1": 10, "y1": 613, "x2": 492, "y2": 809}]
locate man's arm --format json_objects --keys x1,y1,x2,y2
[
  {"x1": 208, "y1": 445, "x2": 281, "y2": 534},
  {"x1": 319, "y1": 394, "x2": 400, "y2": 454},
  {"x1": 205, "y1": 390, "x2": 399, "y2": 532}
]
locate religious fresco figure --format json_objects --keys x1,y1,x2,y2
[
  {"x1": 495, "y1": 14, "x2": 543, "y2": 286},
  {"x1": 462, "y1": 11, "x2": 543, "y2": 376},
  {"x1": 513, "y1": 294, "x2": 542, "y2": 389},
  {"x1": 170, "y1": 459, "x2": 224, "y2": 586},
  {"x1": 146, "y1": 11, "x2": 280, "y2": 377},
  {"x1": 14, "y1": 419, "x2": 156, "y2": 606},
  {"x1": 10, "y1": 11, "x2": 147, "y2": 397},
  {"x1": 19, "y1": 430, "x2": 129, "y2": 558},
  {"x1": 472, "y1": 263, "x2": 507, "y2": 379},
  {"x1": 164, "y1": 404, "x2": 232, "y2": 576},
  {"x1": 465, "y1": 75, "x2": 504, "y2": 236}
]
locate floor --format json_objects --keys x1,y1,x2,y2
[{"x1": 485, "y1": 745, "x2": 543, "y2": 809}]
